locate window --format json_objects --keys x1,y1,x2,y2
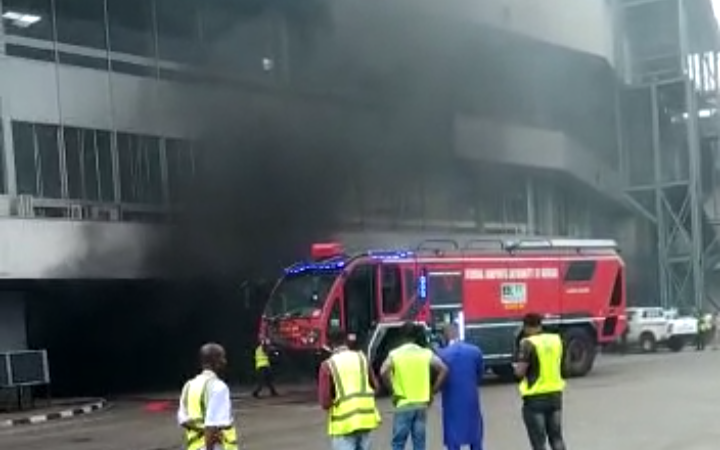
[
  {"x1": 54, "y1": 0, "x2": 107, "y2": 49},
  {"x1": 63, "y1": 127, "x2": 115, "y2": 202},
  {"x1": 156, "y1": 0, "x2": 200, "y2": 62},
  {"x1": 327, "y1": 298, "x2": 342, "y2": 332},
  {"x1": 64, "y1": 127, "x2": 82, "y2": 199},
  {"x1": 404, "y1": 269, "x2": 417, "y2": 300},
  {"x1": 13, "y1": 122, "x2": 36, "y2": 195},
  {"x1": 94, "y1": 131, "x2": 115, "y2": 202},
  {"x1": 381, "y1": 265, "x2": 402, "y2": 315},
  {"x1": 0, "y1": 124, "x2": 5, "y2": 194},
  {"x1": 564, "y1": 261, "x2": 597, "y2": 282},
  {"x1": 2, "y1": 0, "x2": 54, "y2": 41},
  {"x1": 165, "y1": 138, "x2": 195, "y2": 205},
  {"x1": 5, "y1": 44, "x2": 54, "y2": 62},
  {"x1": 107, "y1": 0, "x2": 155, "y2": 56},
  {"x1": 117, "y1": 133, "x2": 163, "y2": 204},
  {"x1": 36, "y1": 124, "x2": 61, "y2": 199},
  {"x1": 12, "y1": 121, "x2": 61, "y2": 198},
  {"x1": 427, "y1": 271, "x2": 463, "y2": 306}
]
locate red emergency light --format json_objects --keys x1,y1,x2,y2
[{"x1": 311, "y1": 242, "x2": 344, "y2": 260}]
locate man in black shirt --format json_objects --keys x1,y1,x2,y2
[{"x1": 513, "y1": 313, "x2": 567, "y2": 450}]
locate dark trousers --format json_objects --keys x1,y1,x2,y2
[
  {"x1": 696, "y1": 331, "x2": 707, "y2": 350},
  {"x1": 522, "y1": 394, "x2": 566, "y2": 450},
  {"x1": 252, "y1": 366, "x2": 278, "y2": 397}
]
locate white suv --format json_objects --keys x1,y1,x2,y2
[{"x1": 625, "y1": 307, "x2": 697, "y2": 352}]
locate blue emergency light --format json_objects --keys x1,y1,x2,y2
[{"x1": 418, "y1": 269, "x2": 428, "y2": 301}]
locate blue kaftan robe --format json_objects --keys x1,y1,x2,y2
[{"x1": 438, "y1": 341, "x2": 484, "y2": 450}]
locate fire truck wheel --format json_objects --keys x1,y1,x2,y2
[
  {"x1": 639, "y1": 332, "x2": 658, "y2": 353},
  {"x1": 562, "y1": 328, "x2": 596, "y2": 378}
]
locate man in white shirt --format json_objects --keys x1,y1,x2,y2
[{"x1": 177, "y1": 343, "x2": 238, "y2": 450}]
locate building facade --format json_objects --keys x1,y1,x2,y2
[{"x1": 0, "y1": 0, "x2": 666, "y2": 353}]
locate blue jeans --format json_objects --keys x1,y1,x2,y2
[
  {"x1": 392, "y1": 409, "x2": 427, "y2": 450},
  {"x1": 331, "y1": 430, "x2": 372, "y2": 450}
]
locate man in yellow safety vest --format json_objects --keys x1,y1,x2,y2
[
  {"x1": 513, "y1": 313, "x2": 567, "y2": 450},
  {"x1": 252, "y1": 337, "x2": 278, "y2": 398},
  {"x1": 380, "y1": 322, "x2": 449, "y2": 450},
  {"x1": 178, "y1": 343, "x2": 238, "y2": 450},
  {"x1": 318, "y1": 329, "x2": 381, "y2": 450}
]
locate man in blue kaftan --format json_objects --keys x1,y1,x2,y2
[{"x1": 438, "y1": 323, "x2": 484, "y2": 450}]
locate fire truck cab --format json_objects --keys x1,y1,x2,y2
[{"x1": 260, "y1": 236, "x2": 626, "y2": 379}]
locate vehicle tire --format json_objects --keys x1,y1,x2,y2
[
  {"x1": 491, "y1": 364, "x2": 517, "y2": 382},
  {"x1": 666, "y1": 335, "x2": 685, "y2": 352},
  {"x1": 561, "y1": 328, "x2": 596, "y2": 378},
  {"x1": 639, "y1": 332, "x2": 658, "y2": 353}
]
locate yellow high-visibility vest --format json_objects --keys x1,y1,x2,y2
[
  {"x1": 518, "y1": 333, "x2": 566, "y2": 398},
  {"x1": 255, "y1": 345, "x2": 270, "y2": 369},
  {"x1": 181, "y1": 372, "x2": 238, "y2": 450},
  {"x1": 389, "y1": 343, "x2": 432, "y2": 409},
  {"x1": 327, "y1": 350, "x2": 381, "y2": 436}
]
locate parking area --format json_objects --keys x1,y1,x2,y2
[{"x1": 0, "y1": 351, "x2": 718, "y2": 450}]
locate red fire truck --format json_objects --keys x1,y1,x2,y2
[{"x1": 259, "y1": 234, "x2": 626, "y2": 379}]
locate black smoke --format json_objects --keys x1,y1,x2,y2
[{"x1": 141, "y1": 0, "x2": 463, "y2": 280}]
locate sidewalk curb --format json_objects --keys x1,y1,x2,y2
[
  {"x1": 122, "y1": 388, "x2": 315, "y2": 403},
  {"x1": 0, "y1": 399, "x2": 108, "y2": 427}
]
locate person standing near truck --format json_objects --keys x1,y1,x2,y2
[
  {"x1": 252, "y1": 337, "x2": 278, "y2": 398},
  {"x1": 381, "y1": 322, "x2": 449, "y2": 450},
  {"x1": 438, "y1": 323, "x2": 484, "y2": 450},
  {"x1": 514, "y1": 313, "x2": 567, "y2": 450},
  {"x1": 318, "y1": 329, "x2": 381, "y2": 450}
]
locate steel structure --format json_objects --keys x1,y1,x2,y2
[{"x1": 615, "y1": 0, "x2": 720, "y2": 310}]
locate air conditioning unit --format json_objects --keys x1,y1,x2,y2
[
  {"x1": 69, "y1": 204, "x2": 84, "y2": 220},
  {"x1": 16, "y1": 195, "x2": 34, "y2": 218},
  {"x1": 90, "y1": 205, "x2": 120, "y2": 221}
]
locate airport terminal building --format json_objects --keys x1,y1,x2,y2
[{"x1": 0, "y1": 0, "x2": 717, "y2": 392}]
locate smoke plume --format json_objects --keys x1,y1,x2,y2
[{"x1": 140, "y1": 0, "x2": 462, "y2": 280}]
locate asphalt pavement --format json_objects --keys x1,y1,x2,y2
[{"x1": 0, "y1": 350, "x2": 718, "y2": 450}]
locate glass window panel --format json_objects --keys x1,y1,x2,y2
[
  {"x1": 5, "y1": 44, "x2": 54, "y2": 62},
  {"x1": 81, "y1": 130, "x2": 100, "y2": 201},
  {"x1": 58, "y1": 52, "x2": 108, "y2": 71},
  {"x1": 12, "y1": 121, "x2": 37, "y2": 195},
  {"x1": 79, "y1": 130, "x2": 100, "y2": 201},
  {"x1": 117, "y1": 133, "x2": 134, "y2": 202},
  {"x1": 117, "y1": 133, "x2": 162, "y2": 204},
  {"x1": 54, "y1": 0, "x2": 107, "y2": 50},
  {"x1": 156, "y1": 0, "x2": 200, "y2": 62},
  {"x1": 143, "y1": 136, "x2": 162, "y2": 204},
  {"x1": 166, "y1": 138, "x2": 194, "y2": 205},
  {"x1": 0, "y1": 123, "x2": 5, "y2": 194},
  {"x1": 95, "y1": 131, "x2": 114, "y2": 202},
  {"x1": 107, "y1": 0, "x2": 155, "y2": 57},
  {"x1": 63, "y1": 127, "x2": 83, "y2": 200},
  {"x1": 110, "y1": 59, "x2": 155, "y2": 78},
  {"x1": 2, "y1": 0, "x2": 54, "y2": 41},
  {"x1": 35, "y1": 124, "x2": 61, "y2": 199}
]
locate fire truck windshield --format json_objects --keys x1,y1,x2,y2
[{"x1": 264, "y1": 271, "x2": 338, "y2": 318}]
